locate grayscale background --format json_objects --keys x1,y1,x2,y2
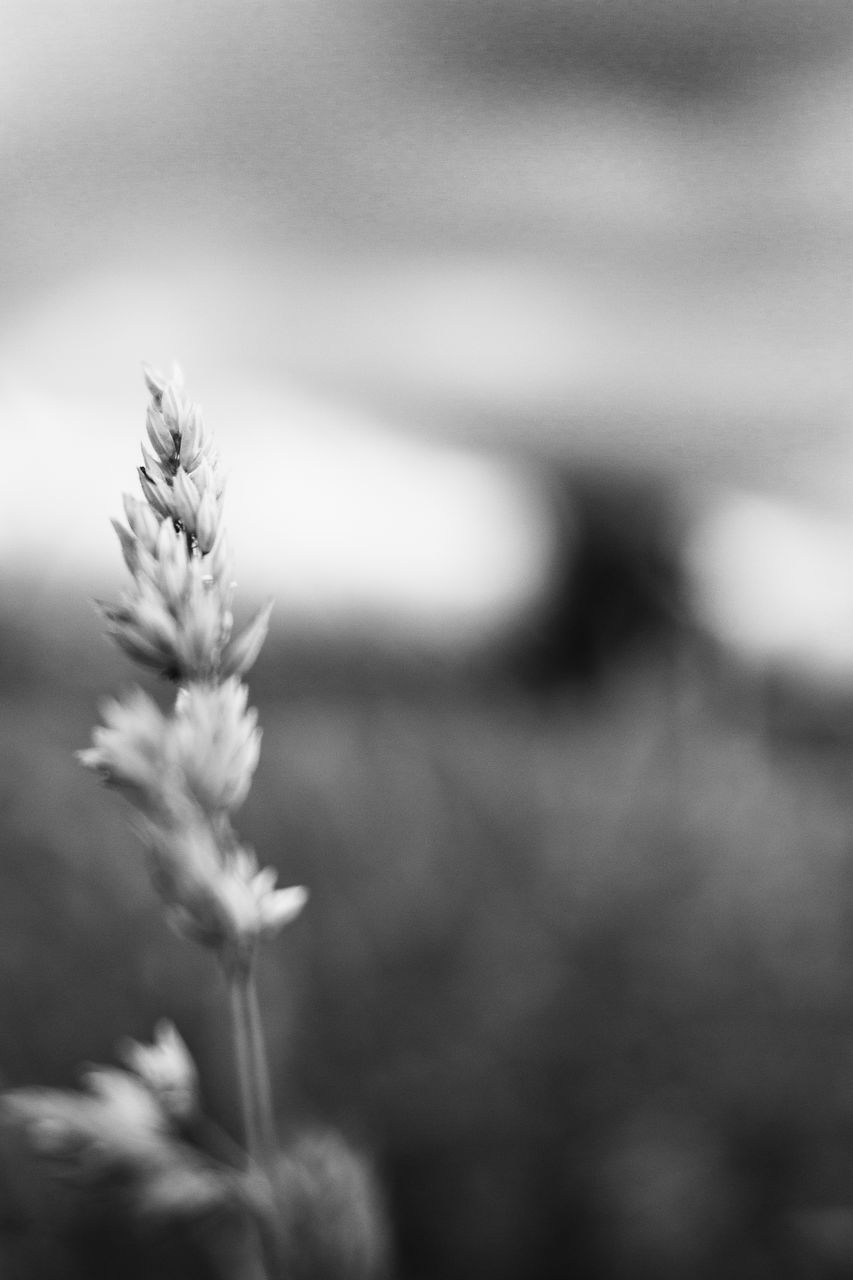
[{"x1": 1, "y1": 3, "x2": 852, "y2": 1276}]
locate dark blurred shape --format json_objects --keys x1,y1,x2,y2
[
  {"x1": 408, "y1": 0, "x2": 853, "y2": 95},
  {"x1": 508, "y1": 469, "x2": 684, "y2": 690},
  {"x1": 276, "y1": 1130, "x2": 390, "y2": 1280}
]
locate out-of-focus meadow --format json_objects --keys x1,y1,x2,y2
[
  {"x1": 3, "y1": 2, "x2": 853, "y2": 1277},
  {"x1": 8, "y1": 579, "x2": 853, "y2": 1278}
]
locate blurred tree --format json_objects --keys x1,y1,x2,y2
[{"x1": 509, "y1": 469, "x2": 684, "y2": 689}]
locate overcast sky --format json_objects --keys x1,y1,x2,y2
[{"x1": 2, "y1": 1, "x2": 851, "y2": 641}]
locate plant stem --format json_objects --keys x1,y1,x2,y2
[
  {"x1": 230, "y1": 971, "x2": 263, "y2": 1163},
  {"x1": 245, "y1": 973, "x2": 277, "y2": 1170},
  {"x1": 229, "y1": 964, "x2": 282, "y2": 1278},
  {"x1": 230, "y1": 964, "x2": 278, "y2": 1171}
]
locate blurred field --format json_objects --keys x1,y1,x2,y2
[{"x1": 5, "y1": 585, "x2": 853, "y2": 1277}]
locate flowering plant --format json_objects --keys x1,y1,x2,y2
[{"x1": 3, "y1": 367, "x2": 312, "y2": 1278}]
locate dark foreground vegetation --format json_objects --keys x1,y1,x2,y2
[{"x1": 4, "y1": 586, "x2": 853, "y2": 1278}]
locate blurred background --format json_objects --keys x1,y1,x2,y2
[{"x1": 2, "y1": 1, "x2": 853, "y2": 1275}]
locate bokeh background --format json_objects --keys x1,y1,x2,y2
[{"x1": 2, "y1": 1, "x2": 853, "y2": 1276}]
